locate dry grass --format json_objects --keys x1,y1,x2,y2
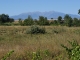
[{"x1": 0, "y1": 26, "x2": 80, "y2": 60}]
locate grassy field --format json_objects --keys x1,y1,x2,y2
[{"x1": 0, "y1": 26, "x2": 80, "y2": 60}]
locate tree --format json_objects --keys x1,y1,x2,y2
[
  {"x1": 51, "y1": 18, "x2": 53, "y2": 20},
  {"x1": 9, "y1": 18, "x2": 14, "y2": 23},
  {"x1": 34, "y1": 19, "x2": 38, "y2": 25},
  {"x1": 0, "y1": 14, "x2": 14, "y2": 24},
  {"x1": 57, "y1": 16, "x2": 62, "y2": 25},
  {"x1": 0, "y1": 14, "x2": 9, "y2": 23},
  {"x1": 39, "y1": 16, "x2": 49, "y2": 25},
  {"x1": 64, "y1": 14, "x2": 73, "y2": 27},
  {"x1": 44, "y1": 17, "x2": 49, "y2": 25},
  {"x1": 18, "y1": 18, "x2": 23, "y2": 26},
  {"x1": 39, "y1": 16, "x2": 45, "y2": 25},
  {"x1": 73, "y1": 18, "x2": 79, "y2": 26},
  {"x1": 53, "y1": 20, "x2": 58, "y2": 25},
  {"x1": 78, "y1": 9, "x2": 80, "y2": 15},
  {"x1": 23, "y1": 15, "x2": 34, "y2": 25}
]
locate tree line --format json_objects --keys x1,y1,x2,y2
[
  {"x1": 18, "y1": 14, "x2": 80, "y2": 27},
  {"x1": 0, "y1": 9, "x2": 80, "y2": 27}
]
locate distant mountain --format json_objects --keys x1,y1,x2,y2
[{"x1": 10, "y1": 11, "x2": 80, "y2": 20}]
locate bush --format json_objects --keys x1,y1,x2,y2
[
  {"x1": 27, "y1": 25, "x2": 46, "y2": 34},
  {"x1": 61, "y1": 40, "x2": 80, "y2": 60},
  {"x1": 1, "y1": 50, "x2": 14, "y2": 60},
  {"x1": 26, "y1": 49, "x2": 51, "y2": 60}
]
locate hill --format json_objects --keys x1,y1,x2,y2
[{"x1": 10, "y1": 11, "x2": 80, "y2": 20}]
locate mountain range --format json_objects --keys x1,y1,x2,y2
[{"x1": 10, "y1": 11, "x2": 80, "y2": 20}]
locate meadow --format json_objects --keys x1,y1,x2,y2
[{"x1": 0, "y1": 26, "x2": 80, "y2": 60}]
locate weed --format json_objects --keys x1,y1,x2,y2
[
  {"x1": 1, "y1": 50, "x2": 14, "y2": 60},
  {"x1": 61, "y1": 40, "x2": 80, "y2": 60}
]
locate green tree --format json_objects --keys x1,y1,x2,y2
[
  {"x1": 73, "y1": 18, "x2": 79, "y2": 26},
  {"x1": 34, "y1": 19, "x2": 38, "y2": 25},
  {"x1": 0, "y1": 14, "x2": 9, "y2": 23},
  {"x1": 78, "y1": 9, "x2": 80, "y2": 26},
  {"x1": 18, "y1": 18, "x2": 23, "y2": 26},
  {"x1": 78, "y1": 9, "x2": 80, "y2": 15},
  {"x1": 39, "y1": 16, "x2": 45, "y2": 25},
  {"x1": 9, "y1": 18, "x2": 14, "y2": 22},
  {"x1": 64, "y1": 14, "x2": 73, "y2": 27},
  {"x1": 39, "y1": 16, "x2": 49, "y2": 25},
  {"x1": 57, "y1": 16, "x2": 62, "y2": 25},
  {"x1": 0, "y1": 14, "x2": 14, "y2": 25},
  {"x1": 23, "y1": 15, "x2": 34, "y2": 25},
  {"x1": 44, "y1": 17, "x2": 49, "y2": 25},
  {"x1": 53, "y1": 20, "x2": 58, "y2": 25},
  {"x1": 50, "y1": 20, "x2": 58, "y2": 26}
]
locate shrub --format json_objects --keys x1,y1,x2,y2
[
  {"x1": 27, "y1": 49, "x2": 51, "y2": 60},
  {"x1": 32, "y1": 50, "x2": 42, "y2": 60},
  {"x1": 1, "y1": 50, "x2": 14, "y2": 60},
  {"x1": 61, "y1": 40, "x2": 80, "y2": 60},
  {"x1": 27, "y1": 25, "x2": 46, "y2": 34}
]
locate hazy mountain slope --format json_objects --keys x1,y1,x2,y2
[{"x1": 10, "y1": 11, "x2": 80, "y2": 20}]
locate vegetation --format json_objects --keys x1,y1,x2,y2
[
  {"x1": 0, "y1": 26, "x2": 80, "y2": 60},
  {"x1": 18, "y1": 18, "x2": 23, "y2": 26},
  {"x1": 16, "y1": 14, "x2": 80, "y2": 27},
  {"x1": 78, "y1": 9, "x2": 80, "y2": 15},
  {"x1": 23, "y1": 15, "x2": 34, "y2": 26},
  {"x1": 0, "y1": 14, "x2": 14, "y2": 25},
  {"x1": 61, "y1": 40, "x2": 80, "y2": 60},
  {"x1": 1, "y1": 50, "x2": 14, "y2": 60},
  {"x1": 0, "y1": 9, "x2": 80, "y2": 27},
  {"x1": 27, "y1": 25, "x2": 46, "y2": 34},
  {"x1": 38, "y1": 16, "x2": 49, "y2": 25},
  {"x1": 0, "y1": 9, "x2": 80, "y2": 60},
  {"x1": 57, "y1": 16, "x2": 62, "y2": 25}
]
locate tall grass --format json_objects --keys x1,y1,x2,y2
[{"x1": 0, "y1": 26, "x2": 80, "y2": 60}]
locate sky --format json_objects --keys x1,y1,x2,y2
[{"x1": 0, "y1": 0, "x2": 80, "y2": 16}]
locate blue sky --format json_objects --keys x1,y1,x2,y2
[{"x1": 0, "y1": 0, "x2": 80, "y2": 16}]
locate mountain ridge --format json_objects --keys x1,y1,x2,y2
[{"x1": 10, "y1": 11, "x2": 80, "y2": 20}]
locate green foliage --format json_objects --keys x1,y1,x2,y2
[
  {"x1": 2, "y1": 23, "x2": 12, "y2": 26},
  {"x1": 9, "y1": 18, "x2": 14, "y2": 22},
  {"x1": 1, "y1": 50, "x2": 14, "y2": 60},
  {"x1": 43, "y1": 49, "x2": 50, "y2": 57},
  {"x1": 78, "y1": 9, "x2": 80, "y2": 15},
  {"x1": 57, "y1": 16, "x2": 62, "y2": 24},
  {"x1": 0, "y1": 14, "x2": 14, "y2": 24},
  {"x1": 50, "y1": 20, "x2": 58, "y2": 26},
  {"x1": 61, "y1": 40, "x2": 80, "y2": 60},
  {"x1": 0, "y1": 37, "x2": 4, "y2": 41},
  {"x1": 34, "y1": 19, "x2": 38, "y2": 25},
  {"x1": 32, "y1": 50, "x2": 42, "y2": 60},
  {"x1": 18, "y1": 18, "x2": 23, "y2": 26},
  {"x1": 39, "y1": 16, "x2": 49, "y2": 25},
  {"x1": 73, "y1": 18, "x2": 79, "y2": 26},
  {"x1": 24, "y1": 15, "x2": 34, "y2": 26},
  {"x1": 27, "y1": 49, "x2": 52, "y2": 60},
  {"x1": 1, "y1": 10, "x2": 80, "y2": 27},
  {"x1": 64, "y1": 14, "x2": 73, "y2": 27},
  {"x1": 27, "y1": 25, "x2": 46, "y2": 34}
]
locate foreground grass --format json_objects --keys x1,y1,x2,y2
[{"x1": 0, "y1": 26, "x2": 80, "y2": 60}]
